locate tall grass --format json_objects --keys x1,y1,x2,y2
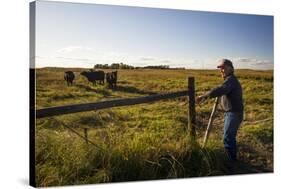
[{"x1": 35, "y1": 68, "x2": 273, "y2": 186}]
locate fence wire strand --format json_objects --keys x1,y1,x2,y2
[{"x1": 49, "y1": 117, "x2": 106, "y2": 151}]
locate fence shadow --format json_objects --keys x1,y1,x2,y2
[
  {"x1": 76, "y1": 84, "x2": 112, "y2": 97},
  {"x1": 77, "y1": 116, "x2": 105, "y2": 128},
  {"x1": 114, "y1": 85, "x2": 157, "y2": 95}
]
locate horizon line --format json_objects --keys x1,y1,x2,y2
[{"x1": 33, "y1": 66, "x2": 274, "y2": 71}]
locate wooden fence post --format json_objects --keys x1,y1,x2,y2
[
  {"x1": 188, "y1": 77, "x2": 196, "y2": 140},
  {"x1": 84, "y1": 128, "x2": 88, "y2": 144}
]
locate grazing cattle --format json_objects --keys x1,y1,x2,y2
[
  {"x1": 106, "y1": 71, "x2": 117, "y2": 89},
  {"x1": 80, "y1": 70, "x2": 105, "y2": 85},
  {"x1": 64, "y1": 71, "x2": 75, "y2": 86}
]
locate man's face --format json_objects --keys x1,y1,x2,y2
[{"x1": 219, "y1": 65, "x2": 232, "y2": 79}]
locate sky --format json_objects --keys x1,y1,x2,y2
[{"x1": 34, "y1": 1, "x2": 274, "y2": 69}]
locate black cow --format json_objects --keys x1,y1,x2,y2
[
  {"x1": 106, "y1": 71, "x2": 117, "y2": 88},
  {"x1": 80, "y1": 70, "x2": 105, "y2": 85},
  {"x1": 64, "y1": 71, "x2": 75, "y2": 86}
]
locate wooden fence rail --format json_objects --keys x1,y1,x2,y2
[{"x1": 36, "y1": 90, "x2": 189, "y2": 118}]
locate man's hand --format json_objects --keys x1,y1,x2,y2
[{"x1": 196, "y1": 95, "x2": 206, "y2": 104}]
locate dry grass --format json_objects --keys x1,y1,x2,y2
[{"x1": 35, "y1": 68, "x2": 273, "y2": 186}]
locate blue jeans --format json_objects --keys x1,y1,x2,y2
[{"x1": 223, "y1": 112, "x2": 243, "y2": 160}]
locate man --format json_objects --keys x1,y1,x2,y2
[{"x1": 196, "y1": 59, "x2": 244, "y2": 161}]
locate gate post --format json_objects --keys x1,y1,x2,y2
[{"x1": 188, "y1": 77, "x2": 196, "y2": 140}]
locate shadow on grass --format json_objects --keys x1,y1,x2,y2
[
  {"x1": 75, "y1": 111, "x2": 125, "y2": 128},
  {"x1": 114, "y1": 85, "x2": 157, "y2": 95},
  {"x1": 199, "y1": 143, "x2": 272, "y2": 176},
  {"x1": 76, "y1": 84, "x2": 112, "y2": 97},
  {"x1": 51, "y1": 93, "x2": 75, "y2": 101},
  {"x1": 213, "y1": 144, "x2": 273, "y2": 175},
  {"x1": 77, "y1": 116, "x2": 105, "y2": 128},
  {"x1": 230, "y1": 143, "x2": 273, "y2": 175}
]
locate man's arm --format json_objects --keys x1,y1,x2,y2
[{"x1": 196, "y1": 77, "x2": 234, "y2": 103}]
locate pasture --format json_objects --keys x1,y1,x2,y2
[{"x1": 35, "y1": 68, "x2": 273, "y2": 187}]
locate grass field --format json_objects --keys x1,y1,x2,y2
[{"x1": 35, "y1": 68, "x2": 273, "y2": 187}]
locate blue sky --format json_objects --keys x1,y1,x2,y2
[{"x1": 35, "y1": 1, "x2": 274, "y2": 69}]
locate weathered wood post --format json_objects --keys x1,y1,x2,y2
[
  {"x1": 188, "y1": 77, "x2": 196, "y2": 140},
  {"x1": 84, "y1": 128, "x2": 88, "y2": 144}
]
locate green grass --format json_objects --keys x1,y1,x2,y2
[{"x1": 35, "y1": 68, "x2": 273, "y2": 186}]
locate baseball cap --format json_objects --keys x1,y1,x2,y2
[{"x1": 217, "y1": 59, "x2": 234, "y2": 69}]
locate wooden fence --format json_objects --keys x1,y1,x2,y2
[{"x1": 36, "y1": 77, "x2": 197, "y2": 142}]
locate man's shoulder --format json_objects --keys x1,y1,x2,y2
[
  {"x1": 226, "y1": 74, "x2": 243, "y2": 90},
  {"x1": 227, "y1": 74, "x2": 240, "y2": 81},
  {"x1": 224, "y1": 74, "x2": 235, "y2": 82},
  {"x1": 224, "y1": 74, "x2": 241, "y2": 86}
]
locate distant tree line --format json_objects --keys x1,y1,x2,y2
[
  {"x1": 94, "y1": 63, "x2": 185, "y2": 70},
  {"x1": 94, "y1": 63, "x2": 134, "y2": 69},
  {"x1": 143, "y1": 65, "x2": 169, "y2": 69}
]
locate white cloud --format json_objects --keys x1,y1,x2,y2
[
  {"x1": 233, "y1": 57, "x2": 273, "y2": 69},
  {"x1": 137, "y1": 56, "x2": 174, "y2": 66},
  {"x1": 55, "y1": 56, "x2": 94, "y2": 62},
  {"x1": 56, "y1": 47, "x2": 129, "y2": 63},
  {"x1": 161, "y1": 60, "x2": 172, "y2": 63},
  {"x1": 140, "y1": 57, "x2": 155, "y2": 61},
  {"x1": 57, "y1": 46, "x2": 94, "y2": 53}
]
